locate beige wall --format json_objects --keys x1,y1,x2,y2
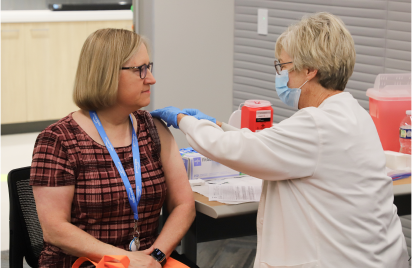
[{"x1": 151, "y1": 0, "x2": 234, "y2": 148}]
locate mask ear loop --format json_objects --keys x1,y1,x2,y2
[
  {"x1": 295, "y1": 80, "x2": 309, "y2": 109},
  {"x1": 299, "y1": 80, "x2": 309, "y2": 89}
]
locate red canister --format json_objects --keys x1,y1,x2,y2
[{"x1": 241, "y1": 100, "x2": 273, "y2": 132}]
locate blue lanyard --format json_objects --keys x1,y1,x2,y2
[{"x1": 89, "y1": 111, "x2": 142, "y2": 221}]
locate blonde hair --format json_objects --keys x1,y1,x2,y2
[
  {"x1": 275, "y1": 12, "x2": 356, "y2": 91},
  {"x1": 73, "y1": 28, "x2": 148, "y2": 110}
]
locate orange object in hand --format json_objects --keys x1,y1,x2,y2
[
  {"x1": 72, "y1": 255, "x2": 189, "y2": 268},
  {"x1": 72, "y1": 255, "x2": 130, "y2": 268},
  {"x1": 164, "y1": 257, "x2": 189, "y2": 268}
]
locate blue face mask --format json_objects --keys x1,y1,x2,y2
[{"x1": 275, "y1": 70, "x2": 308, "y2": 109}]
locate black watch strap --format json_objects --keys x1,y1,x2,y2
[
  {"x1": 151, "y1": 248, "x2": 167, "y2": 267},
  {"x1": 159, "y1": 256, "x2": 167, "y2": 267}
]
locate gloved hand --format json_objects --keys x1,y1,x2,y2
[
  {"x1": 150, "y1": 106, "x2": 188, "y2": 129},
  {"x1": 182, "y1": 108, "x2": 216, "y2": 124}
]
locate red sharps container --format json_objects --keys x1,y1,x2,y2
[{"x1": 241, "y1": 100, "x2": 273, "y2": 132}]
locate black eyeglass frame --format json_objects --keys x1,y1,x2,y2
[
  {"x1": 121, "y1": 62, "x2": 154, "y2": 79},
  {"x1": 274, "y1": 60, "x2": 293, "y2": 75}
]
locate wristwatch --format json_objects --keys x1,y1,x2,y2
[{"x1": 150, "y1": 248, "x2": 167, "y2": 267}]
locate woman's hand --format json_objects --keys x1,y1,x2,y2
[
  {"x1": 182, "y1": 108, "x2": 216, "y2": 123},
  {"x1": 126, "y1": 251, "x2": 161, "y2": 268},
  {"x1": 150, "y1": 106, "x2": 188, "y2": 129},
  {"x1": 141, "y1": 245, "x2": 155, "y2": 255},
  {"x1": 178, "y1": 110, "x2": 222, "y2": 127}
]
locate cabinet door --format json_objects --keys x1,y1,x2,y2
[
  {"x1": 25, "y1": 20, "x2": 132, "y2": 122},
  {"x1": 26, "y1": 22, "x2": 89, "y2": 121},
  {"x1": 1, "y1": 23, "x2": 27, "y2": 124}
]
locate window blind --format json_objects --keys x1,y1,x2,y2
[{"x1": 233, "y1": 0, "x2": 411, "y2": 122}]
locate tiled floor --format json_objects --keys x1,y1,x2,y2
[
  {"x1": 1, "y1": 132, "x2": 258, "y2": 268},
  {"x1": 196, "y1": 236, "x2": 256, "y2": 268}
]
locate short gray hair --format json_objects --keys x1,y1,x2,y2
[{"x1": 275, "y1": 12, "x2": 356, "y2": 91}]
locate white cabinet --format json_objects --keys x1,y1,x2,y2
[
  {"x1": 1, "y1": 23, "x2": 27, "y2": 124},
  {"x1": 1, "y1": 20, "x2": 132, "y2": 124}
]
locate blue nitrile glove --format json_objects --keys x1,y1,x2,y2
[
  {"x1": 182, "y1": 109, "x2": 216, "y2": 124},
  {"x1": 150, "y1": 106, "x2": 188, "y2": 129}
]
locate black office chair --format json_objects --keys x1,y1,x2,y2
[{"x1": 8, "y1": 166, "x2": 43, "y2": 268}]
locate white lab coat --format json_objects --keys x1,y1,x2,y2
[{"x1": 179, "y1": 92, "x2": 409, "y2": 268}]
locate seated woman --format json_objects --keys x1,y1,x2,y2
[{"x1": 30, "y1": 28, "x2": 195, "y2": 268}]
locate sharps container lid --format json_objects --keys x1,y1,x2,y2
[
  {"x1": 244, "y1": 100, "x2": 272, "y2": 108},
  {"x1": 366, "y1": 73, "x2": 411, "y2": 101}
]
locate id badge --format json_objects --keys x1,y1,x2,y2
[{"x1": 129, "y1": 237, "x2": 140, "y2": 252}]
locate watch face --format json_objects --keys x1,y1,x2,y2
[{"x1": 151, "y1": 248, "x2": 166, "y2": 262}]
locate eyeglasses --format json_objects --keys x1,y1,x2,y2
[
  {"x1": 121, "y1": 62, "x2": 153, "y2": 79},
  {"x1": 274, "y1": 59, "x2": 293, "y2": 75}
]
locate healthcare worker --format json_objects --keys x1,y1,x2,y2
[{"x1": 151, "y1": 12, "x2": 409, "y2": 268}]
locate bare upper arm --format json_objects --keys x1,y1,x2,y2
[
  {"x1": 33, "y1": 185, "x2": 75, "y2": 240},
  {"x1": 152, "y1": 118, "x2": 194, "y2": 211}
]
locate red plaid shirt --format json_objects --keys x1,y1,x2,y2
[{"x1": 30, "y1": 110, "x2": 167, "y2": 268}]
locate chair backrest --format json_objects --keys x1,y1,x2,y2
[{"x1": 8, "y1": 166, "x2": 43, "y2": 268}]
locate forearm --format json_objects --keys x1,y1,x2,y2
[
  {"x1": 44, "y1": 221, "x2": 131, "y2": 262},
  {"x1": 153, "y1": 203, "x2": 195, "y2": 257}
]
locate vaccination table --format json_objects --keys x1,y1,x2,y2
[{"x1": 179, "y1": 178, "x2": 411, "y2": 264}]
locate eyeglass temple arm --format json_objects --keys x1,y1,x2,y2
[{"x1": 274, "y1": 61, "x2": 293, "y2": 67}]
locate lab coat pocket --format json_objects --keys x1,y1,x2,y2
[{"x1": 260, "y1": 260, "x2": 319, "y2": 268}]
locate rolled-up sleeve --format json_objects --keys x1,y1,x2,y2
[{"x1": 179, "y1": 110, "x2": 319, "y2": 181}]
